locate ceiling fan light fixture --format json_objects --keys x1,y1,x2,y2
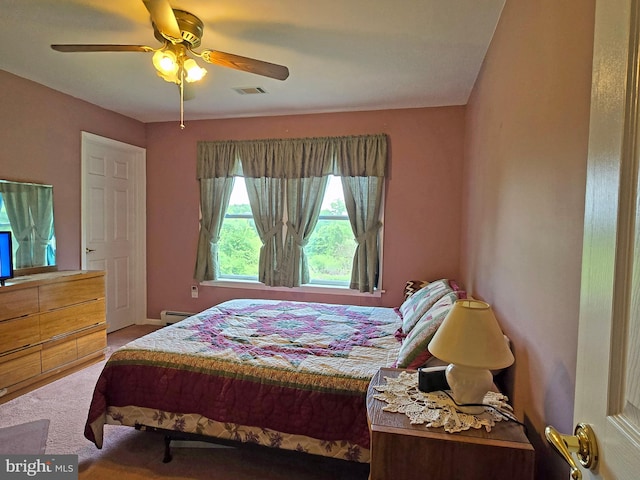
[
  {"x1": 152, "y1": 48, "x2": 179, "y2": 82},
  {"x1": 184, "y1": 58, "x2": 207, "y2": 83}
]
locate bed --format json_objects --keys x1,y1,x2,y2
[{"x1": 84, "y1": 280, "x2": 461, "y2": 463}]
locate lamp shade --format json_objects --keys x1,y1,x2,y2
[{"x1": 428, "y1": 299, "x2": 514, "y2": 370}]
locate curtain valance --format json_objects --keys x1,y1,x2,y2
[
  {"x1": 197, "y1": 141, "x2": 243, "y2": 178},
  {"x1": 197, "y1": 134, "x2": 388, "y2": 179}
]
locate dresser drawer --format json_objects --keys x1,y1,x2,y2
[
  {"x1": 0, "y1": 348, "x2": 42, "y2": 389},
  {"x1": 40, "y1": 299, "x2": 105, "y2": 340},
  {"x1": 41, "y1": 337, "x2": 78, "y2": 372},
  {"x1": 39, "y1": 276, "x2": 104, "y2": 311},
  {"x1": 77, "y1": 328, "x2": 107, "y2": 358},
  {"x1": 0, "y1": 287, "x2": 39, "y2": 321},
  {"x1": 0, "y1": 315, "x2": 40, "y2": 354}
]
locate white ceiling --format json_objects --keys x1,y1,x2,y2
[{"x1": 0, "y1": 0, "x2": 505, "y2": 123}]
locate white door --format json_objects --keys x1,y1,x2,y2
[
  {"x1": 567, "y1": 0, "x2": 640, "y2": 478},
  {"x1": 81, "y1": 132, "x2": 146, "y2": 333}
]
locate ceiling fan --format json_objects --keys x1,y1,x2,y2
[{"x1": 51, "y1": 0, "x2": 290, "y2": 127}]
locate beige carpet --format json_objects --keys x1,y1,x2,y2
[
  {"x1": 0, "y1": 325, "x2": 159, "y2": 455},
  {"x1": 0, "y1": 324, "x2": 369, "y2": 479},
  {"x1": 0, "y1": 419, "x2": 49, "y2": 454}
]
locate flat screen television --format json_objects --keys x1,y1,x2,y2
[{"x1": 0, "y1": 231, "x2": 13, "y2": 286}]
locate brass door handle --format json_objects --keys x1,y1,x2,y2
[{"x1": 544, "y1": 423, "x2": 598, "y2": 480}]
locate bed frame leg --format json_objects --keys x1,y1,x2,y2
[{"x1": 163, "y1": 435, "x2": 173, "y2": 463}]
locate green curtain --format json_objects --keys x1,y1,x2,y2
[
  {"x1": 244, "y1": 177, "x2": 285, "y2": 286},
  {"x1": 199, "y1": 134, "x2": 386, "y2": 179},
  {"x1": 333, "y1": 134, "x2": 387, "y2": 177},
  {"x1": 29, "y1": 185, "x2": 54, "y2": 267},
  {"x1": 282, "y1": 176, "x2": 328, "y2": 287},
  {"x1": 335, "y1": 134, "x2": 387, "y2": 292},
  {"x1": 342, "y1": 176, "x2": 384, "y2": 293},
  {"x1": 0, "y1": 183, "x2": 33, "y2": 268},
  {"x1": 194, "y1": 141, "x2": 240, "y2": 281},
  {"x1": 194, "y1": 177, "x2": 235, "y2": 281},
  {"x1": 197, "y1": 141, "x2": 243, "y2": 178},
  {"x1": 196, "y1": 134, "x2": 387, "y2": 290}
]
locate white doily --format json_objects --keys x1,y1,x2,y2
[{"x1": 372, "y1": 371, "x2": 513, "y2": 433}]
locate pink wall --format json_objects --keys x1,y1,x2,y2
[
  {"x1": 463, "y1": 1, "x2": 595, "y2": 478},
  {"x1": 0, "y1": 70, "x2": 146, "y2": 270},
  {"x1": 145, "y1": 107, "x2": 465, "y2": 317}
]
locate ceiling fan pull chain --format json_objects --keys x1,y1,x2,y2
[{"x1": 180, "y1": 68, "x2": 185, "y2": 129}]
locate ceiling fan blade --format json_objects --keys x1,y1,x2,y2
[
  {"x1": 200, "y1": 50, "x2": 289, "y2": 81},
  {"x1": 51, "y1": 44, "x2": 154, "y2": 53},
  {"x1": 142, "y1": 0, "x2": 182, "y2": 43}
]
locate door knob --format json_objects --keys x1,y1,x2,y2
[
  {"x1": 545, "y1": 423, "x2": 598, "y2": 480},
  {"x1": 85, "y1": 248, "x2": 95, "y2": 253}
]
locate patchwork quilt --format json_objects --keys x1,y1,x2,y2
[{"x1": 84, "y1": 299, "x2": 402, "y2": 462}]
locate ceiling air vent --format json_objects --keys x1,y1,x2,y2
[{"x1": 233, "y1": 87, "x2": 268, "y2": 95}]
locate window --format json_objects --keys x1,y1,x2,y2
[
  {"x1": 218, "y1": 175, "x2": 357, "y2": 286},
  {"x1": 195, "y1": 134, "x2": 387, "y2": 293},
  {"x1": 218, "y1": 179, "x2": 260, "y2": 280}
]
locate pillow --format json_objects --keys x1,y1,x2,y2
[
  {"x1": 403, "y1": 280, "x2": 431, "y2": 300},
  {"x1": 395, "y1": 291, "x2": 458, "y2": 369},
  {"x1": 404, "y1": 279, "x2": 466, "y2": 300},
  {"x1": 399, "y1": 279, "x2": 452, "y2": 334}
]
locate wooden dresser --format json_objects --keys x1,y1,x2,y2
[{"x1": 0, "y1": 270, "x2": 106, "y2": 404}]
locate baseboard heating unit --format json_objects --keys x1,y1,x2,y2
[{"x1": 160, "y1": 310, "x2": 194, "y2": 325}]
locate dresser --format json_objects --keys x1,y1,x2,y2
[
  {"x1": 367, "y1": 368, "x2": 535, "y2": 480},
  {"x1": 0, "y1": 270, "x2": 106, "y2": 404}
]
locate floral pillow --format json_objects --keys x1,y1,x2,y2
[
  {"x1": 395, "y1": 291, "x2": 458, "y2": 369},
  {"x1": 399, "y1": 279, "x2": 452, "y2": 334}
]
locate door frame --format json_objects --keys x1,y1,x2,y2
[{"x1": 80, "y1": 131, "x2": 147, "y2": 328}]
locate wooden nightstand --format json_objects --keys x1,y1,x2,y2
[{"x1": 367, "y1": 368, "x2": 534, "y2": 480}]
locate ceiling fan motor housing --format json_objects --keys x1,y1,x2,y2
[{"x1": 153, "y1": 9, "x2": 204, "y2": 48}]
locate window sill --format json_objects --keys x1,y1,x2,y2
[{"x1": 200, "y1": 279, "x2": 384, "y2": 298}]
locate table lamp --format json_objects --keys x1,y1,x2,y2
[{"x1": 428, "y1": 299, "x2": 514, "y2": 414}]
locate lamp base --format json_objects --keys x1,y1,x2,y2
[{"x1": 445, "y1": 364, "x2": 493, "y2": 414}]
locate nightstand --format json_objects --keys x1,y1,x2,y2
[{"x1": 367, "y1": 368, "x2": 534, "y2": 480}]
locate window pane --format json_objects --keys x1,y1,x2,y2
[
  {"x1": 227, "y1": 178, "x2": 252, "y2": 215},
  {"x1": 320, "y1": 175, "x2": 347, "y2": 215},
  {"x1": 306, "y1": 176, "x2": 356, "y2": 285},
  {"x1": 218, "y1": 217, "x2": 261, "y2": 277},
  {"x1": 219, "y1": 179, "x2": 259, "y2": 278},
  {"x1": 306, "y1": 218, "x2": 356, "y2": 284}
]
